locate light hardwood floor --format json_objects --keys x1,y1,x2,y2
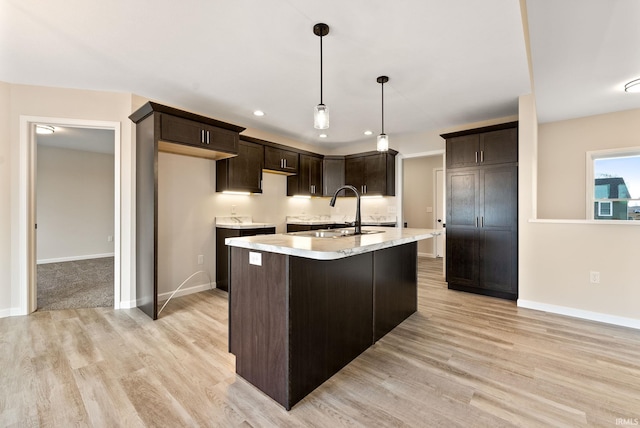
[{"x1": 1, "y1": 258, "x2": 639, "y2": 427}]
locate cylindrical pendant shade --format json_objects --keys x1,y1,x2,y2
[
  {"x1": 377, "y1": 133, "x2": 389, "y2": 152},
  {"x1": 314, "y1": 104, "x2": 329, "y2": 129}
]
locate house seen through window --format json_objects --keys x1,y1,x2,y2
[{"x1": 590, "y1": 151, "x2": 640, "y2": 221}]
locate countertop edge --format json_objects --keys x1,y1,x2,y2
[
  {"x1": 216, "y1": 223, "x2": 277, "y2": 229},
  {"x1": 225, "y1": 229, "x2": 439, "y2": 260}
]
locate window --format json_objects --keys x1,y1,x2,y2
[
  {"x1": 597, "y1": 201, "x2": 612, "y2": 217},
  {"x1": 587, "y1": 148, "x2": 640, "y2": 221}
]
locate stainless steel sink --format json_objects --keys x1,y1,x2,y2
[{"x1": 287, "y1": 228, "x2": 384, "y2": 238}]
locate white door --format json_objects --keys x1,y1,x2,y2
[{"x1": 435, "y1": 169, "x2": 445, "y2": 257}]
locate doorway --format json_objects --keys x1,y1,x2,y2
[
  {"x1": 18, "y1": 116, "x2": 121, "y2": 314},
  {"x1": 36, "y1": 126, "x2": 115, "y2": 310},
  {"x1": 401, "y1": 153, "x2": 445, "y2": 258}
]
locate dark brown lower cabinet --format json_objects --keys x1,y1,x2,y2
[
  {"x1": 215, "y1": 227, "x2": 275, "y2": 291},
  {"x1": 229, "y1": 242, "x2": 417, "y2": 410},
  {"x1": 446, "y1": 164, "x2": 518, "y2": 300}
]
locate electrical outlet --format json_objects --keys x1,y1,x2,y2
[
  {"x1": 107, "y1": 235, "x2": 113, "y2": 242},
  {"x1": 590, "y1": 271, "x2": 600, "y2": 284},
  {"x1": 231, "y1": 205, "x2": 237, "y2": 215},
  {"x1": 197, "y1": 255, "x2": 204, "y2": 265}
]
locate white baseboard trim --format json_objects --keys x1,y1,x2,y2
[
  {"x1": 37, "y1": 252, "x2": 115, "y2": 265},
  {"x1": 0, "y1": 307, "x2": 27, "y2": 318},
  {"x1": 118, "y1": 300, "x2": 137, "y2": 309},
  {"x1": 158, "y1": 282, "x2": 213, "y2": 302},
  {"x1": 518, "y1": 299, "x2": 640, "y2": 330}
]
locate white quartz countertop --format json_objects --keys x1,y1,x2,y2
[
  {"x1": 215, "y1": 216, "x2": 276, "y2": 229},
  {"x1": 225, "y1": 227, "x2": 439, "y2": 260}
]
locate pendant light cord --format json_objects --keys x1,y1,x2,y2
[
  {"x1": 381, "y1": 80, "x2": 385, "y2": 134},
  {"x1": 320, "y1": 33, "x2": 324, "y2": 105}
]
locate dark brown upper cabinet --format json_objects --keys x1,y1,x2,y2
[
  {"x1": 287, "y1": 154, "x2": 323, "y2": 196},
  {"x1": 444, "y1": 122, "x2": 518, "y2": 169},
  {"x1": 323, "y1": 156, "x2": 345, "y2": 197},
  {"x1": 264, "y1": 146, "x2": 299, "y2": 175},
  {"x1": 345, "y1": 150, "x2": 397, "y2": 196},
  {"x1": 216, "y1": 138, "x2": 264, "y2": 193},
  {"x1": 129, "y1": 102, "x2": 244, "y2": 161}
]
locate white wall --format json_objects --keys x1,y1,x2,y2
[
  {"x1": 518, "y1": 95, "x2": 640, "y2": 328},
  {"x1": 537, "y1": 108, "x2": 640, "y2": 219},
  {"x1": 36, "y1": 145, "x2": 114, "y2": 262},
  {"x1": 3, "y1": 83, "x2": 134, "y2": 316},
  {"x1": 0, "y1": 81, "x2": 11, "y2": 313},
  {"x1": 402, "y1": 155, "x2": 443, "y2": 256}
]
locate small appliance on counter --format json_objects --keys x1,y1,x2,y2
[{"x1": 215, "y1": 217, "x2": 276, "y2": 291}]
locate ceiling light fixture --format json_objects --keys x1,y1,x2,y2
[
  {"x1": 313, "y1": 23, "x2": 330, "y2": 129},
  {"x1": 319, "y1": 133, "x2": 328, "y2": 139},
  {"x1": 36, "y1": 125, "x2": 55, "y2": 135},
  {"x1": 624, "y1": 78, "x2": 640, "y2": 93},
  {"x1": 376, "y1": 76, "x2": 389, "y2": 152},
  {"x1": 364, "y1": 130, "x2": 373, "y2": 136},
  {"x1": 253, "y1": 110, "x2": 265, "y2": 117}
]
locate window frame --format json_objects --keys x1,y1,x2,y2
[{"x1": 586, "y1": 147, "x2": 640, "y2": 221}]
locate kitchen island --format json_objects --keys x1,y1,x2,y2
[{"x1": 225, "y1": 227, "x2": 438, "y2": 410}]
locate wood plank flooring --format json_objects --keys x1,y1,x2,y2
[{"x1": 2, "y1": 257, "x2": 639, "y2": 427}]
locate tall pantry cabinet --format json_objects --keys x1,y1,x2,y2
[{"x1": 442, "y1": 122, "x2": 518, "y2": 300}]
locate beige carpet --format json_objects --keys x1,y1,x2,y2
[{"x1": 37, "y1": 257, "x2": 114, "y2": 311}]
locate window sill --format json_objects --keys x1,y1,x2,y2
[{"x1": 528, "y1": 218, "x2": 640, "y2": 225}]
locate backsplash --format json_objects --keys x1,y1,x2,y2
[{"x1": 286, "y1": 215, "x2": 397, "y2": 225}]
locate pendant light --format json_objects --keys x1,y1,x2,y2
[
  {"x1": 376, "y1": 76, "x2": 389, "y2": 152},
  {"x1": 313, "y1": 23, "x2": 330, "y2": 129}
]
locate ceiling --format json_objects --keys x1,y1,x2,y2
[
  {"x1": 2, "y1": 0, "x2": 639, "y2": 150},
  {"x1": 36, "y1": 127, "x2": 115, "y2": 154}
]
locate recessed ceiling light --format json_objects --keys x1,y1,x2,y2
[
  {"x1": 253, "y1": 110, "x2": 265, "y2": 117},
  {"x1": 319, "y1": 134, "x2": 328, "y2": 138},
  {"x1": 36, "y1": 125, "x2": 55, "y2": 135},
  {"x1": 625, "y1": 78, "x2": 640, "y2": 93},
  {"x1": 364, "y1": 130, "x2": 373, "y2": 136}
]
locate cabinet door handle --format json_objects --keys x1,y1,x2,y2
[
  {"x1": 476, "y1": 217, "x2": 478, "y2": 227},
  {"x1": 284, "y1": 159, "x2": 287, "y2": 169},
  {"x1": 481, "y1": 216, "x2": 484, "y2": 227},
  {"x1": 480, "y1": 150, "x2": 484, "y2": 163},
  {"x1": 364, "y1": 184, "x2": 367, "y2": 194},
  {"x1": 475, "y1": 151, "x2": 478, "y2": 163},
  {"x1": 206, "y1": 131, "x2": 210, "y2": 144},
  {"x1": 201, "y1": 129, "x2": 205, "y2": 143}
]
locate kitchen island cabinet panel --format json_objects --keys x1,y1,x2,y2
[
  {"x1": 227, "y1": 231, "x2": 433, "y2": 410},
  {"x1": 373, "y1": 242, "x2": 417, "y2": 341},
  {"x1": 289, "y1": 254, "x2": 373, "y2": 407},
  {"x1": 229, "y1": 248, "x2": 288, "y2": 406}
]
